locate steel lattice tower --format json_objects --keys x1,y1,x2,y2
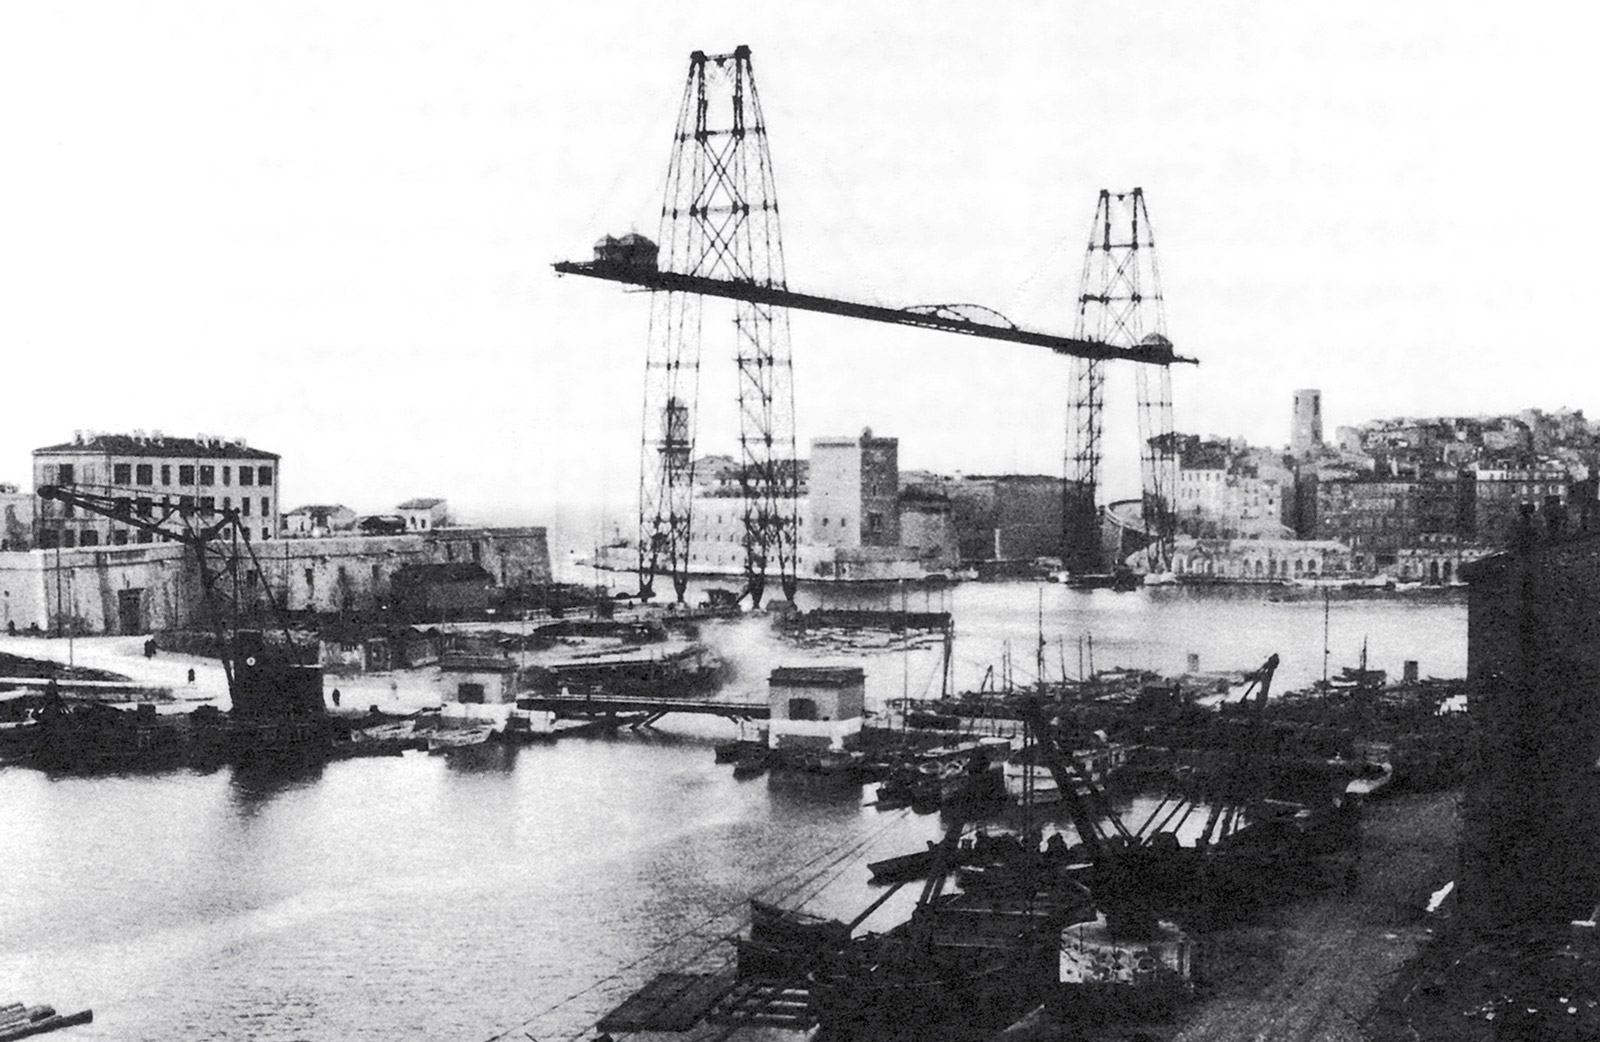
[
  {"x1": 1064, "y1": 188, "x2": 1177, "y2": 573},
  {"x1": 637, "y1": 46, "x2": 799, "y2": 606}
]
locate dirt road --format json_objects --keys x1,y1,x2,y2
[{"x1": 1167, "y1": 789, "x2": 1459, "y2": 1042}]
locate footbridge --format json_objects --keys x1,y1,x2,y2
[{"x1": 516, "y1": 693, "x2": 769, "y2": 728}]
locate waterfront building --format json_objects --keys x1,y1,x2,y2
[
  {"x1": 1166, "y1": 536, "x2": 1351, "y2": 581},
  {"x1": 32, "y1": 431, "x2": 281, "y2": 547},
  {"x1": 766, "y1": 666, "x2": 865, "y2": 752},
  {"x1": 1174, "y1": 437, "x2": 1290, "y2": 540},
  {"x1": 1471, "y1": 460, "x2": 1569, "y2": 545},
  {"x1": 810, "y1": 429, "x2": 900, "y2": 550},
  {"x1": 1176, "y1": 436, "x2": 1292, "y2": 538},
  {"x1": 1315, "y1": 470, "x2": 1471, "y2": 572},
  {"x1": 680, "y1": 431, "x2": 957, "y2": 581},
  {"x1": 1394, "y1": 534, "x2": 1488, "y2": 584}
]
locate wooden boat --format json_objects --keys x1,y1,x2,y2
[
  {"x1": 0, "y1": 1003, "x2": 93, "y2": 1042},
  {"x1": 748, "y1": 899, "x2": 850, "y2": 948},
  {"x1": 867, "y1": 846, "x2": 943, "y2": 884},
  {"x1": 425, "y1": 725, "x2": 496, "y2": 753}
]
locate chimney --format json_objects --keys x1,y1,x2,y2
[
  {"x1": 73, "y1": 430, "x2": 84, "y2": 445},
  {"x1": 152, "y1": 430, "x2": 164, "y2": 446}
]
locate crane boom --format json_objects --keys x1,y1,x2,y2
[
  {"x1": 553, "y1": 260, "x2": 1198, "y2": 366},
  {"x1": 36, "y1": 484, "x2": 321, "y2": 719}
]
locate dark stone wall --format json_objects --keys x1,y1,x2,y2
[{"x1": 1463, "y1": 539, "x2": 1600, "y2": 925}]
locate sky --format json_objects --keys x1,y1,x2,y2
[{"x1": 1, "y1": 2, "x2": 1596, "y2": 532}]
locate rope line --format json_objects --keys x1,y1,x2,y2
[{"x1": 474, "y1": 804, "x2": 914, "y2": 1042}]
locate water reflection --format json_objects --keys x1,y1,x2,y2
[
  {"x1": 437, "y1": 742, "x2": 518, "y2": 774},
  {"x1": 227, "y1": 760, "x2": 325, "y2": 812}
]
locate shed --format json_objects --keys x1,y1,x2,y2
[{"x1": 766, "y1": 666, "x2": 865, "y2": 751}]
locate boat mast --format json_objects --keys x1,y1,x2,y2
[{"x1": 1322, "y1": 587, "x2": 1331, "y2": 686}]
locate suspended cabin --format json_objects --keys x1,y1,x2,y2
[{"x1": 593, "y1": 232, "x2": 659, "y2": 270}]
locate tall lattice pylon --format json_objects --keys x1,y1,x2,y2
[
  {"x1": 637, "y1": 46, "x2": 799, "y2": 606},
  {"x1": 1064, "y1": 188, "x2": 1177, "y2": 573}
]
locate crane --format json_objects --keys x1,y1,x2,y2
[{"x1": 35, "y1": 484, "x2": 323, "y2": 720}]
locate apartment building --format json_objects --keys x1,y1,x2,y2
[{"x1": 33, "y1": 431, "x2": 281, "y2": 548}]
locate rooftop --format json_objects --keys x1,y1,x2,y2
[
  {"x1": 35, "y1": 433, "x2": 277, "y2": 460},
  {"x1": 769, "y1": 666, "x2": 866, "y2": 687}
]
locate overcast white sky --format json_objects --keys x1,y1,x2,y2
[{"x1": 1, "y1": 2, "x2": 1594, "y2": 527}]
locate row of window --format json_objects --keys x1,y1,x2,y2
[
  {"x1": 39, "y1": 525, "x2": 275, "y2": 549},
  {"x1": 56, "y1": 494, "x2": 272, "y2": 519},
  {"x1": 1173, "y1": 556, "x2": 1326, "y2": 577},
  {"x1": 101, "y1": 462, "x2": 273, "y2": 488}
]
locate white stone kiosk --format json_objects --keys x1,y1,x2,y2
[{"x1": 766, "y1": 666, "x2": 865, "y2": 752}]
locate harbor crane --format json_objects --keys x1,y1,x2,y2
[
  {"x1": 36, "y1": 484, "x2": 322, "y2": 720},
  {"x1": 554, "y1": 45, "x2": 1197, "y2": 606}
]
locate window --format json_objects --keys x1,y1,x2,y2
[
  {"x1": 161, "y1": 465, "x2": 170, "y2": 485},
  {"x1": 867, "y1": 512, "x2": 883, "y2": 532},
  {"x1": 457, "y1": 683, "x2": 486, "y2": 704},
  {"x1": 80, "y1": 531, "x2": 98, "y2": 547},
  {"x1": 112, "y1": 530, "x2": 129, "y2": 546},
  {"x1": 242, "y1": 498, "x2": 251, "y2": 516},
  {"x1": 136, "y1": 464, "x2": 152, "y2": 485},
  {"x1": 137, "y1": 531, "x2": 153, "y2": 544},
  {"x1": 222, "y1": 497, "x2": 231, "y2": 512},
  {"x1": 135, "y1": 498, "x2": 152, "y2": 517},
  {"x1": 239, "y1": 467, "x2": 253, "y2": 486},
  {"x1": 258, "y1": 466, "x2": 273, "y2": 486},
  {"x1": 200, "y1": 497, "x2": 215, "y2": 512},
  {"x1": 179, "y1": 495, "x2": 194, "y2": 513},
  {"x1": 179, "y1": 465, "x2": 194, "y2": 485},
  {"x1": 788, "y1": 697, "x2": 819, "y2": 721},
  {"x1": 114, "y1": 464, "x2": 132, "y2": 484},
  {"x1": 262, "y1": 527, "x2": 270, "y2": 540},
  {"x1": 38, "y1": 529, "x2": 57, "y2": 549},
  {"x1": 222, "y1": 466, "x2": 231, "y2": 486},
  {"x1": 260, "y1": 497, "x2": 269, "y2": 517},
  {"x1": 58, "y1": 464, "x2": 74, "y2": 485},
  {"x1": 62, "y1": 530, "x2": 76, "y2": 548},
  {"x1": 199, "y1": 465, "x2": 214, "y2": 485}
]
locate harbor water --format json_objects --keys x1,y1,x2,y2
[{"x1": 0, "y1": 583, "x2": 1466, "y2": 1041}]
